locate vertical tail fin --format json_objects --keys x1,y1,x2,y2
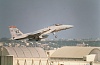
[{"x1": 9, "y1": 26, "x2": 23, "y2": 39}]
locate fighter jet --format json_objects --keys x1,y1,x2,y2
[{"x1": 9, "y1": 24, "x2": 73, "y2": 41}]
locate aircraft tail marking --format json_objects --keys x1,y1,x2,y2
[{"x1": 9, "y1": 26, "x2": 23, "y2": 39}]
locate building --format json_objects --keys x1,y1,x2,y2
[
  {"x1": 1, "y1": 46, "x2": 100, "y2": 65},
  {"x1": 0, "y1": 46, "x2": 48, "y2": 65},
  {"x1": 49, "y1": 46, "x2": 100, "y2": 65}
]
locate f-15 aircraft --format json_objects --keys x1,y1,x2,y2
[{"x1": 9, "y1": 24, "x2": 73, "y2": 41}]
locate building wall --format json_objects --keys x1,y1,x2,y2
[
  {"x1": 0, "y1": 56, "x2": 49, "y2": 65},
  {"x1": 50, "y1": 61, "x2": 90, "y2": 65},
  {"x1": 1, "y1": 56, "x2": 100, "y2": 65},
  {"x1": 50, "y1": 61, "x2": 100, "y2": 65},
  {"x1": 89, "y1": 48, "x2": 100, "y2": 61},
  {"x1": 13, "y1": 58, "x2": 48, "y2": 65},
  {"x1": 50, "y1": 58, "x2": 83, "y2": 61},
  {"x1": 0, "y1": 56, "x2": 13, "y2": 65},
  {"x1": 93, "y1": 62, "x2": 100, "y2": 65}
]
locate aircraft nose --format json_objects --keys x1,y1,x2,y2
[
  {"x1": 68, "y1": 25, "x2": 74, "y2": 28},
  {"x1": 64, "y1": 25, "x2": 74, "y2": 29}
]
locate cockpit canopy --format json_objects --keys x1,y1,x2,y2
[{"x1": 54, "y1": 24, "x2": 62, "y2": 26}]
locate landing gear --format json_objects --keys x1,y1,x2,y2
[
  {"x1": 52, "y1": 32, "x2": 58, "y2": 38},
  {"x1": 36, "y1": 39, "x2": 41, "y2": 41},
  {"x1": 55, "y1": 35, "x2": 57, "y2": 38}
]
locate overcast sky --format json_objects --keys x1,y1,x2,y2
[{"x1": 0, "y1": 0, "x2": 100, "y2": 39}]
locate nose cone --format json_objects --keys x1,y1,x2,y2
[
  {"x1": 63, "y1": 25, "x2": 74, "y2": 29},
  {"x1": 67, "y1": 25, "x2": 74, "y2": 28}
]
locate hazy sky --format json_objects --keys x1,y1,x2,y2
[{"x1": 1, "y1": 0, "x2": 100, "y2": 39}]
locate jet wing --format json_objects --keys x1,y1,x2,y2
[
  {"x1": 41, "y1": 28, "x2": 55, "y2": 35},
  {"x1": 26, "y1": 28, "x2": 55, "y2": 38},
  {"x1": 26, "y1": 32, "x2": 41, "y2": 38},
  {"x1": 26, "y1": 28, "x2": 52, "y2": 38}
]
